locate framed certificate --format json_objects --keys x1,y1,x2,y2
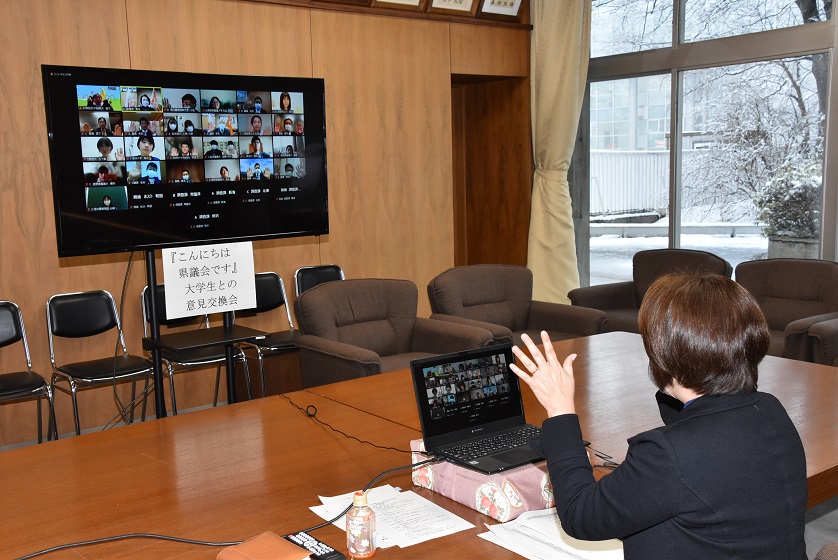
[
  {"x1": 428, "y1": 0, "x2": 478, "y2": 16},
  {"x1": 371, "y1": 0, "x2": 428, "y2": 10},
  {"x1": 477, "y1": 0, "x2": 526, "y2": 22}
]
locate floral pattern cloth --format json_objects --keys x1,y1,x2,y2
[{"x1": 411, "y1": 439, "x2": 555, "y2": 522}]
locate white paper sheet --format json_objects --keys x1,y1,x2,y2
[
  {"x1": 481, "y1": 508, "x2": 623, "y2": 560},
  {"x1": 311, "y1": 485, "x2": 474, "y2": 549}
]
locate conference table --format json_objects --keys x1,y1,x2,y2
[
  {"x1": 307, "y1": 331, "x2": 838, "y2": 509},
  {"x1": 3, "y1": 332, "x2": 837, "y2": 559}
]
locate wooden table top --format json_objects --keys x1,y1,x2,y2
[
  {"x1": 306, "y1": 331, "x2": 838, "y2": 509},
  {"x1": 1, "y1": 393, "x2": 520, "y2": 559}
]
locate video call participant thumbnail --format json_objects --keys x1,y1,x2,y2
[
  {"x1": 241, "y1": 114, "x2": 268, "y2": 135},
  {"x1": 166, "y1": 136, "x2": 202, "y2": 159},
  {"x1": 204, "y1": 159, "x2": 239, "y2": 181},
  {"x1": 275, "y1": 117, "x2": 295, "y2": 135},
  {"x1": 161, "y1": 89, "x2": 200, "y2": 112},
  {"x1": 81, "y1": 136, "x2": 126, "y2": 161},
  {"x1": 83, "y1": 162, "x2": 126, "y2": 185},
  {"x1": 122, "y1": 87, "x2": 163, "y2": 112},
  {"x1": 79, "y1": 111, "x2": 122, "y2": 136},
  {"x1": 239, "y1": 91, "x2": 270, "y2": 113},
  {"x1": 127, "y1": 160, "x2": 165, "y2": 185},
  {"x1": 164, "y1": 113, "x2": 202, "y2": 135},
  {"x1": 124, "y1": 113, "x2": 163, "y2": 136},
  {"x1": 274, "y1": 137, "x2": 304, "y2": 157},
  {"x1": 204, "y1": 139, "x2": 224, "y2": 158},
  {"x1": 201, "y1": 90, "x2": 236, "y2": 112},
  {"x1": 240, "y1": 158, "x2": 272, "y2": 181},
  {"x1": 203, "y1": 113, "x2": 237, "y2": 136},
  {"x1": 241, "y1": 135, "x2": 272, "y2": 158},
  {"x1": 280, "y1": 158, "x2": 306, "y2": 179},
  {"x1": 272, "y1": 91, "x2": 304, "y2": 114},
  {"x1": 85, "y1": 186, "x2": 128, "y2": 211},
  {"x1": 125, "y1": 135, "x2": 164, "y2": 160},
  {"x1": 77, "y1": 85, "x2": 121, "y2": 110},
  {"x1": 168, "y1": 161, "x2": 204, "y2": 184}
]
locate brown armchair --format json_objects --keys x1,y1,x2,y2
[
  {"x1": 568, "y1": 249, "x2": 732, "y2": 333},
  {"x1": 295, "y1": 278, "x2": 494, "y2": 388},
  {"x1": 427, "y1": 264, "x2": 607, "y2": 345},
  {"x1": 735, "y1": 258, "x2": 838, "y2": 360}
]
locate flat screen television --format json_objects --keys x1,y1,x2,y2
[{"x1": 42, "y1": 65, "x2": 328, "y2": 257}]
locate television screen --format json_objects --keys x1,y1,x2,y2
[{"x1": 42, "y1": 65, "x2": 328, "y2": 257}]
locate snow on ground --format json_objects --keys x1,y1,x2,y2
[{"x1": 589, "y1": 233, "x2": 768, "y2": 285}]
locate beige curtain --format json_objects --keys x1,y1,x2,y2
[{"x1": 528, "y1": 0, "x2": 592, "y2": 303}]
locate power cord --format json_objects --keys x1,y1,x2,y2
[
  {"x1": 281, "y1": 393, "x2": 414, "y2": 454},
  {"x1": 585, "y1": 443, "x2": 620, "y2": 470},
  {"x1": 105, "y1": 249, "x2": 141, "y2": 430}
]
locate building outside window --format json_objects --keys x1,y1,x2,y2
[{"x1": 582, "y1": 0, "x2": 831, "y2": 285}]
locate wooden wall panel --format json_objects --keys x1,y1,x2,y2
[
  {"x1": 0, "y1": 1, "x2": 135, "y2": 445},
  {"x1": 449, "y1": 23, "x2": 530, "y2": 77},
  {"x1": 310, "y1": 12, "x2": 454, "y2": 315},
  {"x1": 458, "y1": 78, "x2": 532, "y2": 265}
]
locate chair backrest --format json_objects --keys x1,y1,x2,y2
[
  {"x1": 427, "y1": 264, "x2": 533, "y2": 331},
  {"x1": 632, "y1": 249, "x2": 732, "y2": 304},
  {"x1": 239, "y1": 272, "x2": 294, "y2": 329},
  {"x1": 0, "y1": 301, "x2": 33, "y2": 371},
  {"x1": 141, "y1": 284, "x2": 210, "y2": 336},
  {"x1": 296, "y1": 278, "x2": 418, "y2": 357},
  {"x1": 294, "y1": 264, "x2": 345, "y2": 296},
  {"x1": 735, "y1": 258, "x2": 838, "y2": 331},
  {"x1": 47, "y1": 290, "x2": 127, "y2": 366}
]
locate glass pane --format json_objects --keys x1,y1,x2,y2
[
  {"x1": 589, "y1": 75, "x2": 671, "y2": 285},
  {"x1": 685, "y1": 0, "x2": 830, "y2": 43},
  {"x1": 591, "y1": 0, "x2": 674, "y2": 58},
  {"x1": 680, "y1": 55, "x2": 826, "y2": 267}
]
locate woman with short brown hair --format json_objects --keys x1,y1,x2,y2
[{"x1": 512, "y1": 273, "x2": 806, "y2": 559}]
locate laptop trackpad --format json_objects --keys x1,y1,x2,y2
[{"x1": 493, "y1": 447, "x2": 540, "y2": 465}]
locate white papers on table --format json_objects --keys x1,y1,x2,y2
[
  {"x1": 310, "y1": 484, "x2": 474, "y2": 548},
  {"x1": 479, "y1": 508, "x2": 623, "y2": 560}
]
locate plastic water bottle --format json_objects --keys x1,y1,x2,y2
[{"x1": 346, "y1": 491, "x2": 377, "y2": 559}]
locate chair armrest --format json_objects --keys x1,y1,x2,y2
[
  {"x1": 429, "y1": 313, "x2": 514, "y2": 345},
  {"x1": 528, "y1": 301, "x2": 608, "y2": 336},
  {"x1": 784, "y1": 312, "x2": 838, "y2": 361},
  {"x1": 411, "y1": 317, "x2": 494, "y2": 354},
  {"x1": 808, "y1": 317, "x2": 838, "y2": 366},
  {"x1": 295, "y1": 334, "x2": 381, "y2": 387},
  {"x1": 567, "y1": 281, "x2": 636, "y2": 310}
]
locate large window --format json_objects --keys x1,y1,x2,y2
[{"x1": 583, "y1": 0, "x2": 832, "y2": 284}]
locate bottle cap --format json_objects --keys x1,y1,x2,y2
[{"x1": 352, "y1": 491, "x2": 368, "y2": 506}]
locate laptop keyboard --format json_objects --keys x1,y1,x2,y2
[{"x1": 446, "y1": 425, "x2": 541, "y2": 461}]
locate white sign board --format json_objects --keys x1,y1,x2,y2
[{"x1": 161, "y1": 241, "x2": 256, "y2": 320}]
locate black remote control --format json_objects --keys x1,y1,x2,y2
[{"x1": 284, "y1": 531, "x2": 347, "y2": 560}]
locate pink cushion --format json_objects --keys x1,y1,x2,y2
[{"x1": 411, "y1": 439, "x2": 554, "y2": 522}]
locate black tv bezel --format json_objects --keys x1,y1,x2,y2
[{"x1": 42, "y1": 64, "x2": 328, "y2": 257}]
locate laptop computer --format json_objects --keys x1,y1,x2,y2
[{"x1": 410, "y1": 343, "x2": 543, "y2": 474}]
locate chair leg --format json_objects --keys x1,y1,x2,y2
[
  {"x1": 243, "y1": 355, "x2": 253, "y2": 401},
  {"x1": 36, "y1": 397, "x2": 43, "y2": 444},
  {"x1": 46, "y1": 384, "x2": 57, "y2": 441},
  {"x1": 70, "y1": 384, "x2": 81, "y2": 436},
  {"x1": 140, "y1": 376, "x2": 151, "y2": 421},
  {"x1": 168, "y1": 365, "x2": 178, "y2": 415},
  {"x1": 258, "y1": 351, "x2": 267, "y2": 397},
  {"x1": 213, "y1": 365, "x2": 222, "y2": 407},
  {"x1": 128, "y1": 379, "x2": 137, "y2": 424}
]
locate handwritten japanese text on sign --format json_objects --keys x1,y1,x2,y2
[{"x1": 161, "y1": 241, "x2": 256, "y2": 319}]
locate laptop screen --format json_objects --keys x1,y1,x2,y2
[{"x1": 411, "y1": 344, "x2": 528, "y2": 447}]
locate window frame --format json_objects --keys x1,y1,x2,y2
[{"x1": 575, "y1": 5, "x2": 838, "y2": 284}]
